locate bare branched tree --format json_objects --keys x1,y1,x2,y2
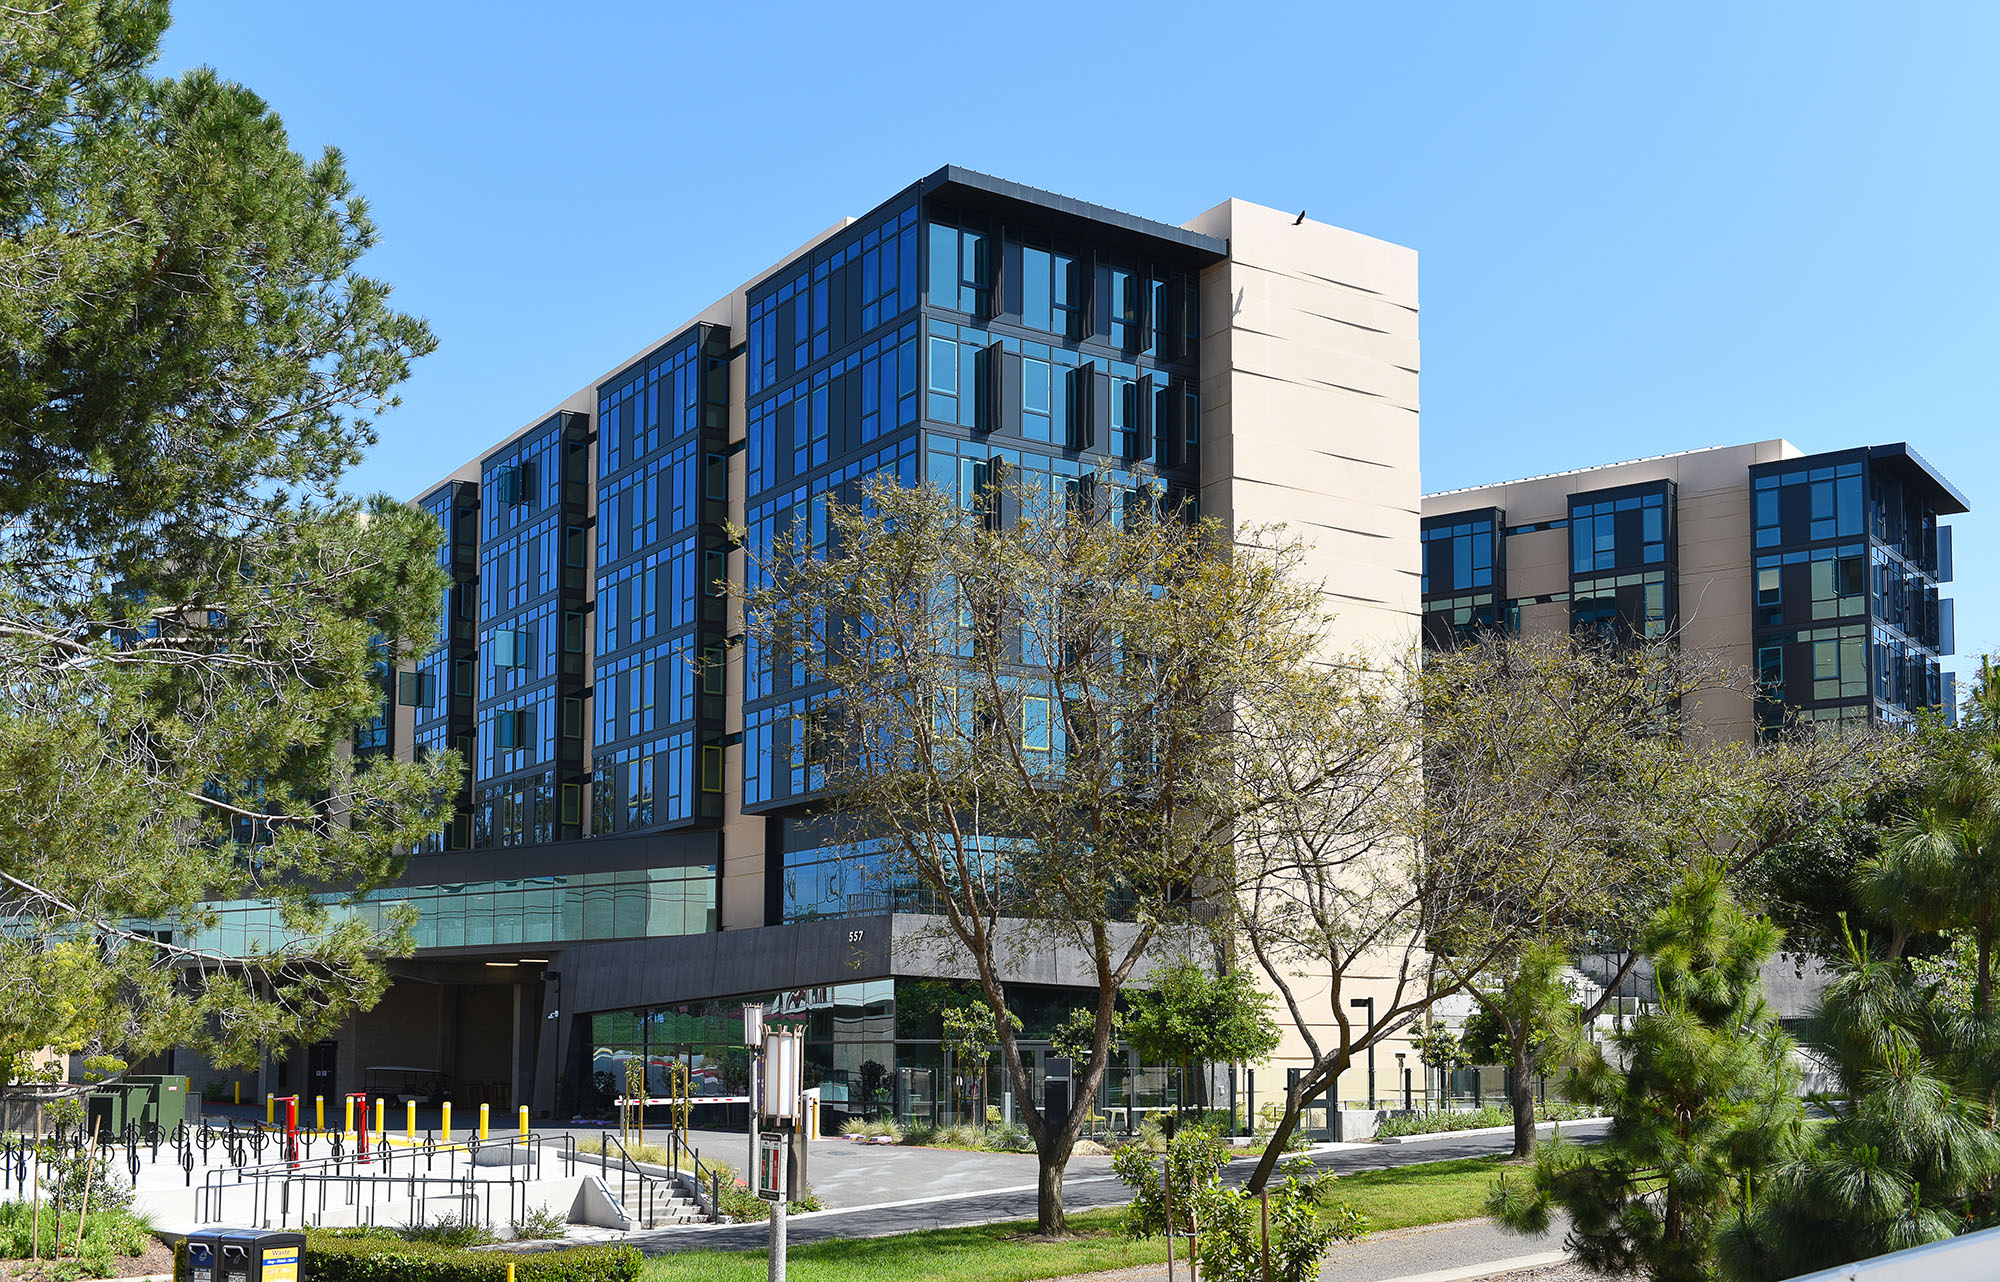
[{"x1": 737, "y1": 472, "x2": 1347, "y2": 1232}]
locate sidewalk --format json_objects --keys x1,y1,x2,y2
[{"x1": 1051, "y1": 1215, "x2": 1571, "y2": 1282}]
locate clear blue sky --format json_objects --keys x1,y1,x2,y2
[{"x1": 162, "y1": 2, "x2": 1998, "y2": 681}]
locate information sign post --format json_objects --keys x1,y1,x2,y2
[{"x1": 755, "y1": 1019, "x2": 803, "y2": 1282}]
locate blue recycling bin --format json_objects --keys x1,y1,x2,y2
[{"x1": 185, "y1": 1228, "x2": 303, "y2": 1282}]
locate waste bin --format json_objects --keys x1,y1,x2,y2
[
  {"x1": 214, "y1": 1228, "x2": 305, "y2": 1282},
  {"x1": 184, "y1": 1231, "x2": 219, "y2": 1282}
]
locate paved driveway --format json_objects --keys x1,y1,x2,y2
[{"x1": 599, "y1": 1121, "x2": 1609, "y2": 1254}]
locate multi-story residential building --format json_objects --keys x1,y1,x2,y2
[
  {"x1": 1421, "y1": 441, "x2": 1968, "y2": 738},
  {"x1": 169, "y1": 167, "x2": 1424, "y2": 1129}
]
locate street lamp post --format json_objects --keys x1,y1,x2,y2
[
  {"x1": 1349, "y1": 998, "x2": 1377, "y2": 1108},
  {"x1": 743, "y1": 1003, "x2": 764, "y2": 1191},
  {"x1": 749, "y1": 1008, "x2": 803, "y2": 1282}
]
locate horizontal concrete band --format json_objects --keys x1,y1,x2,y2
[{"x1": 1375, "y1": 1117, "x2": 1612, "y2": 1145}]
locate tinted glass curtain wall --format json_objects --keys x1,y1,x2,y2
[
  {"x1": 1568, "y1": 485, "x2": 1675, "y2": 642},
  {"x1": 1750, "y1": 450, "x2": 1954, "y2": 729},
  {"x1": 475, "y1": 413, "x2": 590, "y2": 846},
  {"x1": 745, "y1": 192, "x2": 1208, "y2": 938},
  {"x1": 592, "y1": 325, "x2": 734, "y2": 835}
]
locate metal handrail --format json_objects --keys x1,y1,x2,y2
[
  {"x1": 196, "y1": 1131, "x2": 575, "y2": 1225},
  {"x1": 589, "y1": 1132, "x2": 720, "y2": 1226},
  {"x1": 670, "y1": 1128, "x2": 726, "y2": 1222}
]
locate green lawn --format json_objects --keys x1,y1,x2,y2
[
  {"x1": 1331, "y1": 1156, "x2": 1510, "y2": 1231},
  {"x1": 639, "y1": 1207, "x2": 1160, "y2": 1282},
  {"x1": 640, "y1": 1155, "x2": 1515, "y2": 1280}
]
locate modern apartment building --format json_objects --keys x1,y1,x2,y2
[
  {"x1": 1421, "y1": 441, "x2": 1967, "y2": 738},
  {"x1": 182, "y1": 169, "x2": 1422, "y2": 1127}
]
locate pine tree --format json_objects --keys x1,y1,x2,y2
[
  {"x1": 0, "y1": 1, "x2": 449, "y2": 1074},
  {"x1": 1717, "y1": 933, "x2": 2000, "y2": 1279},
  {"x1": 1490, "y1": 865, "x2": 1804, "y2": 1282},
  {"x1": 1459, "y1": 940, "x2": 1585, "y2": 1156}
]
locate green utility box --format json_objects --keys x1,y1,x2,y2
[
  {"x1": 125, "y1": 1073, "x2": 191, "y2": 1131},
  {"x1": 84, "y1": 1083, "x2": 148, "y2": 1136}
]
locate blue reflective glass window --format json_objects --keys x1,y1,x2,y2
[
  {"x1": 1022, "y1": 247, "x2": 1051, "y2": 331},
  {"x1": 1810, "y1": 478, "x2": 1836, "y2": 540},
  {"x1": 1023, "y1": 696, "x2": 1051, "y2": 752},
  {"x1": 958, "y1": 230, "x2": 985, "y2": 312},
  {"x1": 1837, "y1": 474, "x2": 1863, "y2": 537},
  {"x1": 927, "y1": 335, "x2": 957, "y2": 422},
  {"x1": 1022, "y1": 358, "x2": 1052, "y2": 442},
  {"x1": 1052, "y1": 252, "x2": 1078, "y2": 338},
  {"x1": 1755, "y1": 489, "x2": 1780, "y2": 546},
  {"x1": 928, "y1": 223, "x2": 957, "y2": 307},
  {"x1": 1111, "y1": 377, "x2": 1136, "y2": 458},
  {"x1": 1110, "y1": 269, "x2": 1137, "y2": 349}
]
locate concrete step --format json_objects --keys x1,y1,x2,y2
[{"x1": 627, "y1": 1192, "x2": 705, "y2": 1229}]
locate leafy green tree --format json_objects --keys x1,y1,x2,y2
[
  {"x1": 1490, "y1": 865, "x2": 1804, "y2": 1282},
  {"x1": 1718, "y1": 930, "x2": 2000, "y2": 1280},
  {"x1": 1124, "y1": 961, "x2": 1281, "y2": 1112},
  {"x1": 1743, "y1": 798, "x2": 1906, "y2": 966},
  {"x1": 939, "y1": 1001, "x2": 1022, "y2": 1125},
  {"x1": 1409, "y1": 1018, "x2": 1465, "y2": 1108},
  {"x1": 1961, "y1": 654, "x2": 2000, "y2": 731},
  {"x1": 0, "y1": 2, "x2": 451, "y2": 1076},
  {"x1": 1230, "y1": 629, "x2": 1729, "y2": 1190},
  {"x1": 1112, "y1": 1123, "x2": 1362, "y2": 1282},
  {"x1": 1049, "y1": 1005, "x2": 1124, "y2": 1070},
  {"x1": 1418, "y1": 632, "x2": 1910, "y2": 1164}
]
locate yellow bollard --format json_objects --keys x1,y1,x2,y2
[
  {"x1": 519, "y1": 1106, "x2": 529, "y2": 1142},
  {"x1": 442, "y1": 1101, "x2": 451, "y2": 1142},
  {"x1": 344, "y1": 1096, "x2": 355, "y2": 1139},
  {"x1": 266, "y1": 1093, "x2": 275, "y2": 1127},
  {"x1": 507, "y1": 1264, "x2": 516, "y2": 1282},
  {"x1": 375, "y1": 1098, "x2": 385, "y2": 1143},
  {"x1": 315, "y1": 1095, "x2": 324, "y2": 1134},
  {"x1": 479, "y1": 1103, "x2": 489, "y2": 1140},
  {"x1": 234, "y1": 1082, "x2": 241, "y2": 1106},
  {"x1": 406, "y1": 1100, "x2": 416, "y2": 1145}
]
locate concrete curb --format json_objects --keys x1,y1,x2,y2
[
  {"x1": 1375, "y1": 1118, "x2": 1611, "y2": 1145},
  {"x1": 1366, "y1": 1249, "x2": 1569, "y2": 1282}
]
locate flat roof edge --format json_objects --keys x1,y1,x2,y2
[
  {"x1": 1869, "y1": 442, "x2": 1971, "y2": 515},
  {"x1": 920, "y1": 165, "x2": 1229, "y2": 259},
  {"x1": 1423, "y1": 440, "x2": 1796, "y2": 502}
]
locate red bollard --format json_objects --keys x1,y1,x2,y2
[
  {"x1": 347, "y1": 1092, "x2": 372, "y2": 1163},
  {"x1": 278, "y1": 1095, "x2": 300, "y2": 1166}
]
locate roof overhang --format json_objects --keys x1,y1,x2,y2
[
  {"x1": 1870, "y1": 442, "x2": 1971, "y2": 515},
  {"x1": 918, "y1": 165, "x2": 1228, "y2": 265}
]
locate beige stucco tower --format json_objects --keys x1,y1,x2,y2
[{"x1": 1182, "y1": 199, "x2": 1425, "y2": 1117}]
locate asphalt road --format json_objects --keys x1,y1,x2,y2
[{"x1": 611, "y1": 1121, "x2": 1609, "y2": 1255}]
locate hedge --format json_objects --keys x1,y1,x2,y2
[{"x1": 175, "y1": 1230, "x2": 642, "y2": 1281}]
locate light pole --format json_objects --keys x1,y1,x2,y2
[
  {"x1": 1349, "y1": 997, "x2": 1376, "y2": 1108},
  {"x1": 754, "y1": 1014, "x2": 803, "y2": 1282},
  {"x1": 1396, "y1": 1052, "x2": 1411, "y2": 1111},
  {"x1": 742, "y1": 1003, "x2": 764, "y2": 1190}
]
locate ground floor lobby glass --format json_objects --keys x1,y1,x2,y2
[{"x1": 559, "y1": 977, "x2": 1197, "y2": 1127}]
